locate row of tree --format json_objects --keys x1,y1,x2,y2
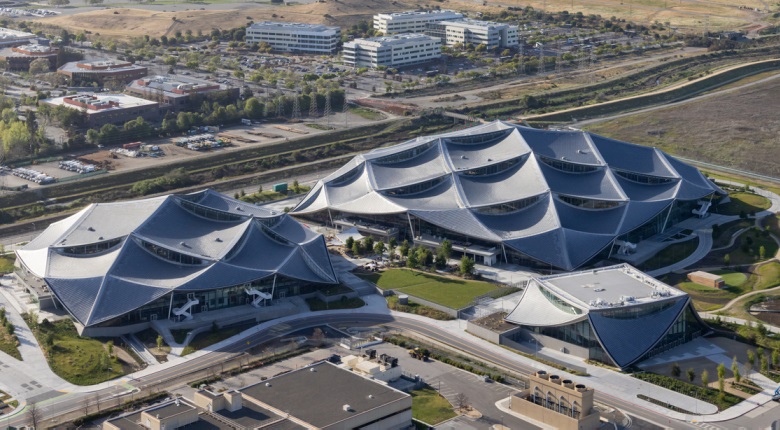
[{"x1": 346, "y1": 236, "x2": 476, "y2": 276}]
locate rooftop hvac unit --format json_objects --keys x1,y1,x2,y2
[{"x1": 343, "y1": 404, "x2": 352, "y2": 412}]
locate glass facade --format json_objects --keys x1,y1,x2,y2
[
  {"x1": 60, "y1": 237, "x2": 123, "y2": 255},
  {"x1": 537, "y1": 155, "x2": 600, "y2": 173},
  {"x1": 102, "y1": 275, "x2": 323, "y2": 327},
  {"x1": 473, "y1": 194, "x2": 541, "y2": 215},
  {"x1": 557, "y1": 194, "x2": 624, "y2": 210},
  {"x1": 517, "y1": 300, "x2": 706, "y2": 367},
  {"x1": 461, "y1": 156, "x2": 523, "y2": 177}
]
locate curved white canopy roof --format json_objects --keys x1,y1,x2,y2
[
  {"x1": 293, "y1": 121, "x2": 723, "y2": 270},
  {"x1": 17, "y1": 190, "x2": 338, "y2": 327}
]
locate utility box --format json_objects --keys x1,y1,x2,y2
[{"x1": 273, "y1": 183, "x2": 288, "y2": 193}]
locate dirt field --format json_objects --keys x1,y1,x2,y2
[
  {"x1": 585, "y1": 72, "x2": 780, "y2": 178},
  {"x1": 31, "y1": 0, "x2": 770, "y2": 38}
]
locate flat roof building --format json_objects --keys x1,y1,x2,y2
[
  {"x1": 373, "y1": 10, "x2": 464, "y2": 35},
  {"x1": 427, "y1": 18, "x2": 519, "y2": 50},
  {"x1": 58, "y1": 59, "x2": 148, "y2": 85},
  {"x1": 105, "y1": 362, "x2": 411, "y2": 429},
  {"x1": 245, "y1": 22, "x2": 341, "y2": 54},
  {"x1": 511, "y1": 371, "x2": 600, "y2": 430},
  {"x1": 240, "y1": 361, "x2": 412, "y2": 429},
  {"x1": 15, "y1": 189, "x2": 338, "y2": 337},
  {"x1": 0, "y1": 27, "x2": 36, "y2": 47},
  {"x1": 292, "y1": 120, "x2": 724, "y2": 271},
  {"x1": 126, "y1": 75, "x2": 239, "y2": 112},
  {"x1": 343, "y1": 34, "x2": 441, "y2": 68},
  {"x1": 0, "y1": 43, "x2": 57, "y2": 72},
  {"x1": 504, "y1": 264, "x2": 709, "y2": 368},
  {"x1": 40, "y1": 93, "x2": 160, "y2": 128}
]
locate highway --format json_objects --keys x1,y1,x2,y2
[{"x1": 10, "y1": 312, "x2": 777, "y2": 429}]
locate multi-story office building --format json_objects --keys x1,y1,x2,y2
[
  {"x1": 57, "y1": 59, "x2": 148, "y2": 85},
  {"x1": 39, "y1": 93, "x2": 160, "y2": 128},
  {"x1": 0, "y1": 43, "x2": 57, "y2": 72},
  {"x1": 126, "y1": 75, "x2": 239, "y2": 112},
  {"x1": 245, "y1": 22, "x2": 341, "y2": 54},
  {"x1": 427, "y1": 18, "x2": 519, "y2": 50},
  {"x1": 343, "y1": 34, "x2": 441, "y2": 68},
  {"x1": 373, "y1": 10, "x2": 464, "y2": 35}
]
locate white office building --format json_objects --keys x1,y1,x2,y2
[
  {"x1": 427, "y1": 18, "x2": 519, "y2": 50},
  {"x1": 373, "y1": 10, "x2": 464, "y2": 35},
  {"x1": 343, "y1": 34, "x2": 441, "y2": 68},
  {"x1": 245, "y1": 22, "x2": 341, "y2": 54}
]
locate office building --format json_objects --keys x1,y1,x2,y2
[
  {"x1": 343, "y1": 34, "x2": 441, "y2": 68},
  {"x1": 245, "y1": 22, "x2": 341, "y2": 54}
]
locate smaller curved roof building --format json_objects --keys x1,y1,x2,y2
[
  {"x1": 293, "y1": 120, "x2": 723, "y2": 271},
  {"x1": 15, "y1": 190, "x2": 337, "y2": 335},
  {"x1": 504, "y1": 264, "x2": 708, "y2": 369}
]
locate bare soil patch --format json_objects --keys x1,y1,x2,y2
[{"x1": 586, "y1": 74, "x2": 780, "y2": 178}]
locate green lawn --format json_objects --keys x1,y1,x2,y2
[
  {"x1": 411, "y1": 387, "x2": 457, "y2": 425},
  {"x1": 714, "y1": 192, "x2": 771, "y2": 216},
  {"x1": 349, "y1": 107, "x2": 386, "y2": 121},
  {"x1": 638, "y1": 237, "x2": 699, "y2": 272},
  {"x1": 306, "y1": 297, "x2": 365, "y2": 311},
  {"x1": 181, "y1": 321, "x2": 256, "y2": 356},
  {"x1": 360, "y1": 269, "x2": 497, "y2": 309},
  {"x1": 0, "y1": 256, "x2": 15, "y2": 274},
  {"x1": 730, "y1": 234, "x2": 778, "y2": 265},
  {"x1": 712, "y1": 270, "x2": 748, "y2": 289},
  {"x1": 0, "y1": 331, "x2": 21, "y2": 361},
  {"x1": 678, "y1": 264, "x2": 780, "y2": 311},
  {"x1": 744, "y1": 262, "x2": 780, "y2": 291},
  {"x1": 712, "y1": 219, "x2": 753, "y2": 248},
  {"x1": 35, "y1": 320, "x2": 126, "y2": 385},
  {"x1": 677, "y1": 282, "x2": 737, "y2": 311}
]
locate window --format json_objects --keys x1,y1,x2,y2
[
  {"x1": 614, "y1": 169, "x2": 676, "y2": 184},
  {"x1": 382, "y1": 176, "x2": 446, "y2": 196},
  {"x1": 557, "y1": 194, "x2": 623, "y2": 210},
  {"x1": 446, "y1": 129, "x2": 511, "y2": 145},
  {"x1": 373, "y1": 140, "x2": 436, "y2": 165},
  {"x1": 539, "y1": 285, "x2": 583, "y2": 314},
  {"x1": 60, "y1": 237, "x2": 123, "y2": 255},
  {"x1": 473, "y1": 195, "x2": 541, "y2": 215},
  {"x1": 461, "y1": 156, "x2": 523, "y2": 176},
  {"x1": 538, "y1": 155, "x2": 600, "y2": 173}
]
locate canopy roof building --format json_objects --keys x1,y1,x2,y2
[
  {"x1": 504, "y1": 264, "x2": 708, "y2": 369},
  {"x1": 15, "y1": 190, "x2": 337, "y2": 336},
  {"x1": 292, "y1": 121, "x2": 723, "y2": 270}
]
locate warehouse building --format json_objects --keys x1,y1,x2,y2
[
  {"x1": 245, "y1": 22, "x2": 341, "y2": 54},
  {"x1": 343, "y1": 34, "x2": 441, "y2": 68}
]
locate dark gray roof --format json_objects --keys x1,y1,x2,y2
[
  {"x1": 589, "y1": 297, "x2": 688, "y2": 368},
  {"x1": 18, "y1": 190, "x2": 337, "y2": 327},
  {"x1": 292, "y1": 121, "x2": 722, "y2": 270},
  {"x1": 241, "y1": 362, "x2": 410, "y2": 428}
]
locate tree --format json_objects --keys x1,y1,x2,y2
[
  {"x1": 459, "y1": 255, "x2": 475, "y2": 276},
  {"x1": 455, "y1": 392, "x2": 469, "y2": 410},
  {"x1": 759, "y1": 245, "x2": 766, "y2": 260},
  {"x1": 686, "y1": 368, "x2": 695, "y2": 384},
  {"x1": 28, "y1": 401, "x2": 41, "y2": 430},
  {"x1": 345, "y1": 236, "x2": 355, "y2": 250},
  {"x1": 671, "y1": 362, "x2": 681, "y2": 379},
  {"x1": 399, "y1": 240, "x2": 410, "y2": 260},
  {"x1": 441, "y1": 239, "x2": 452, "y2": 260},
  {"x1": 373, "y1": 241, "x2": 386, "y2": 256},
  {"x1": 717, "y1": 363, "x2": 726, "y2": 393},
  {"x1": 723, "y1": 253, "x2": 730, "y2": 267},
  {"x1": 732, "y1": 355, "x2": 741, "y2": 383},
  {"x1": 406, "y1": 249, "x2": 419, "y2": 269},
  {"x1": 156, "y1": 334, "x2": 164, "y2": 350},
  {"x1": 351, "y1": 241, "x2": 362, "y2": 256},
  {"x1": 389, "y1": 237, "x2": 398, "y2": 248},
  {"x1": 244, "y1": 97, "x2": 263, "y2": 119},
  {"x1": 701, "y1": 369, "x2": 709, "y2": 387},
  {"x1": 106, "y1": 340, "x2": 114, "y2": 357},
  {"x1": 362, "y1": 236, "x2": 374, "y2": 253},
  {"x1": 747, "y1": 349, "x2": 756, "y2": 368},
  {"x1": 292, "y1": 179, "x2": 301, "y2": 194},
  {"x1": 388, "y1": 244, "x2": 397, "y2": 262}
]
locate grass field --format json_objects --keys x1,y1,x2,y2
[
  {"x1": 349, "y1": 107, "x2": 387, "y2": 121},
  {"x1": 0, "y1": 330, "x2": 21, "y2": 361},
  {"x1": 360, "y1": 269, "x2": 496, "y2": 309},
  {"x1": 637, "y1": 237, "x2": 699, "y2": 272},
  {"x1": 586, "y1": 76, "x2": 780, "y2": 178},
  {"x1": 729, "y1": 234, "x2": 778, "y2": 265},
  {"x1": 411, "y1": 387, "x2": 457, "y2": 425},
  {"x1": 306, "y1": 297, "x2": 365, "y2": 311},
  {"x1": 36, "y1": 320, "x2": 126, "y2": 385},
  {"x1": 713, "y1": 219, "x2": 753, "y2": 248},
  {"x1": 676, "y1": 263, "x2": 780, "y2": 311},
  {"x1": 0, "y1": 256, "x2": 15, "y2": 274},
  {"x1": 714, "y1": 193, "x2": 772, "y2": 216}
]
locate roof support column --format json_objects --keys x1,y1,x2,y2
[
  {"x1": 407, "y1": 213, "x2": 415, "y2": 240},
  {"x1": 501, "y1": 243, "x2": 508, "y2": 264},
  {"x1": 327, "y1": 209, "x2": 334, "y2": 228},
  {"x1": 661, "y1": 201, "x2": 675, "y2": 233},
  {"x1": 270, "y1": 274, "x2": 277, "y2": 301},
  {"x1": 167, "y1": 292, "x2": 174, "y2": 321}
]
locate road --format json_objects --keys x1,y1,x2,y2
[{"x1": 5, "y1": 312, "x2": 777, "y2": 429}]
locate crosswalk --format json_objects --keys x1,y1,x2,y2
[{"x1": 691, "y1": 422, "x2": 749, "y2": 430}]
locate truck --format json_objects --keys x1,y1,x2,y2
[{"x1": 241, "y1": 118, "x2": 252, "y2": 126}]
